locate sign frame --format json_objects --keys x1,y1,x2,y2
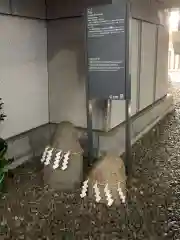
[
  {"x1": 85, "y1": 1, "x2": 132, "y2": 175},
  {"x1": 86, "y1": 2, "x2": 127, "y2": 100}
]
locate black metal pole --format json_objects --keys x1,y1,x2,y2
[
  {"x1": 125, "y1": 98, "x2": 132, "y2": 176},
  {"x1": 86, "y1": 101, "x2": 93, "y2": 165},
  {"x1": 125, "y1": 1, "x2": 132, "y2": 176},
  {"x1": 84, "y1": 9, "x2": 94, "y2": 166},
  {"x1": 178, "y1": 10, "x2": 180, "y2": 31}
]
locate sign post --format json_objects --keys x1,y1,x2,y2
[
  {"x1": 124, "y1": 2, "x2": 132, "y2": 176},
  {"x1": 85, "y1": 1, "x2": 132, "y2": 174}
]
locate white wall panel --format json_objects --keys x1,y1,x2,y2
[
  {"x1": 11, "y1": 0, "x2": 46, "y2": 19},
  {"x1": 48, "y1": 18, "x2": 86, "y2": 128},
  {"x1": 130, "y1": 19, "x2": 140, "y2": 115},
  {"x1": 131, "y1": 0, "x2": 167, "y2": 25},
  {"x1": 155, "y1": 25, "x2": 169, "y2": 100},
  {"x1": 0, "y1": 0, "x2": 10, "y2": 14},
  {"x1": 110, "y1": 19, "x2": 140, "y2": 129},
  {"x1": 46, "y1": 0, "x2": 113, "y2": 19},
  {"x1": 46, "y1": 0, "x2": 83, "y2": 19},
  {"x1": 139, "y1": 22, "x2": 156, "y2": 111},
  {"x1": 46, "y1": 0, "x2": 166, "y2": 25},
  {"x1": 48, "y1": 18, "x2": 104, "y2": 129},
  {"x1": 0, "y1": 16, "x2": 48, "y2": 139}
]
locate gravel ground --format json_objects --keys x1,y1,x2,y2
[{"x1": 0, "y1": 83, "x2": 180, "y2": 239}]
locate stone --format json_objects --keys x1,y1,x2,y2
[
  {"x1": 87, "y1": 153, "x2": 127, "y2": 206},
  {"x1": 43, "y1": 121, "x2": 83, "y2": 191}
]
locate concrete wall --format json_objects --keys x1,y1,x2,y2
[
  {"x1": 48, "y1": 18, "x2": 105, "y2": 129},
  {"x1": 6, "y1": 94, "x2": 174, "y2": 167},
  {"x1": 48, "y1": 17, "x2": 142, "y2": 129},
  {"x1": 99, "y1": 95, "x2": 174, "y2": 156},
  {"x1": 0, "y1": 0, "x2": 172, "y2": 167},
  {"x1": 109, "y1": 19, "x2": 169, "y2": 128},
  {"x1": 156, "y1": 25, "x2": 169, "y2": 100},
  {"x1": 0, "y1": 15, "x2": 48, "y2": 139},
  {"x1": 0, "y1": 0, "x2": 11, "y2": 14},
  {"x1": 0, "y1": 0, "x2": 169, "y2": 139},
  {"x1": 0, "y1": 0, "x2": 171, "y2": 164},
  {"x1": 48, "y1": 13, "x2": 169, "y2": 130},
  {"x1": 110, "y1": 18, "x2": 140, "y2": 128},
  {"x1": 46, "y1": 0, "x2": 167, "y2": 25},
  {"x1": 139, "y1": 22, "x2": 157, "y2": 111},
  {"x1": 48, "y1": 18, "x2": 86, "y2": 128},
  {"x1": 0, "y1": 0, "x2": 46, "y2": 19}
]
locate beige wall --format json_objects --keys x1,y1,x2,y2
[{"x1": 0, "y1": 15, "x2": 48, "y2": 139}]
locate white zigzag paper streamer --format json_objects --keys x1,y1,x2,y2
[
  {"x1": 44, "y1": 148, "x2": 54, "y2": 166},
  {"x1": 104, "y1": 184, "x2": 114, "y2": 207},
  {"x1": 52, "y1": 150, "x2": 63, "y2": 170},
  {"x1": 41, "y1": 146, "x2": 49, "y2": 163},
  {"x1": 117, "y1": 183, "x2": 126, "y2": 203},
  {"x1": 80, "y1": 179, "x2": 89, "y2": 198},
  {"x1": 93, "y1": 182, "x2": 101, "y2": 203},
  {"x1": 61, "y1": 151, "x2": 70, "y2": 171}
]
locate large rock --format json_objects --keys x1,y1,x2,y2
[
  {"x1": 87, "y1": 154, "x2": 127, "y2": 206},
  {"x1": 43, "y1": 121, "x2": 83, "y2": 191}
]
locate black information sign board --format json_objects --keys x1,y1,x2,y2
[
  {"x1": 86, "y1": 2, "x2": 127, "y2": 100},
  {"x1": 85, "y1": 1, "x2": 132, "y2": 176}
]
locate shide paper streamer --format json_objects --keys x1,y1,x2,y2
[
  {"x1": 80, "y1": 180, "x2": 126, "y2": 207},
  {"x1": 80, "y1": 179, "x2": 89, "y2": 198},
  {"x1": 41, "y1": 146, "x2": 70, "y2": 171},
  {"x1": 41, "y1": 147, "x2": 126, "y2": 207}
]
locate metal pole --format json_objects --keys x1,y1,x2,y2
[
  {"x1": 178, "y1": 9, "x2": 180, "y2": 31},
  {"x1": 125, "y1": 1, "x2": 132, "y2": 176},
  {"x1": 84, "y1": 9, "x2": 94, "y2": 166},
  {"x1": 86, "y1": 101, "x2": 93, "y2": 165}
]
